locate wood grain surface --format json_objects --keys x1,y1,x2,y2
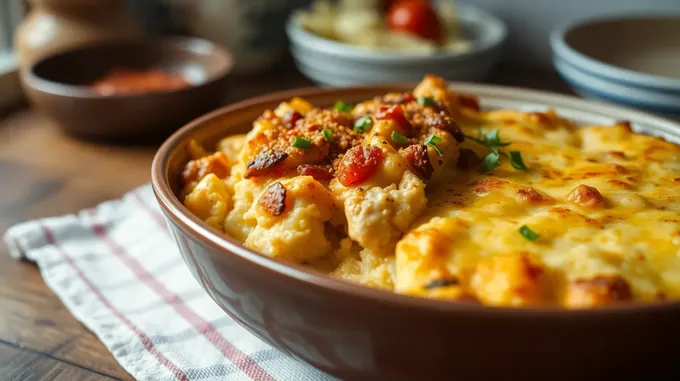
[{"x1": 0, "y1": 64, "x2": 570, "y2": 380}]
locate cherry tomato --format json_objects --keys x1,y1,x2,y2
[
  {"x1": 375, "y1": 105, "x2": 413, "y2": 136},
  {"x1": 337, "y1": 146, "x2": 385, "y2": 187},
  {"x1": 386, "y1": 0, "x2": 443, "y2": 42}
]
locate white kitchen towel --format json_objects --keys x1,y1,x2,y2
[{"x1": 3, "y1": 184, "x2": 337, "y2": 381}]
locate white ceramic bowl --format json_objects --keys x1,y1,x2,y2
[
  {"x1": 286, "y1": 2, "x2": 507, "y2": 86},
  {"x1": 551, "y1": 15, "x2": 680, "y2": 118}
]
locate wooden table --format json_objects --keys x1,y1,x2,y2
[{"x1": 0, "y1": 64, "x2": 571, "y2": 380}]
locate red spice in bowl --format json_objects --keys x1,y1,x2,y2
[{"x1": 89, "y1": 67, "x2": 189, "y2": 96}]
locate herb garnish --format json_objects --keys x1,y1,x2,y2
[
  {"x1": 334, "y1": 100, "x2": 353, "y2": 113},
  {"x1": 291, "y1": 137, "x2": 311, "y2": 149},
  {"x1": 417, "y1": 96, "x2": 436, "y2": 106},
  {"x1": 464, "y1": 128, "x2": 528, "y2": 173},
  {"x1": 391, "y1": 131, "x2": 408, "y2": 145},
  {"x1": 424, "y1": 134, "x2": 443, "y2": 156},
  {"x1": 481, "y1": 151, "x2": 501, "y2": 173},
  {"x1": 509, "y1": 151, "x2": 527, "y2": 170},
  {"x1": 354, "y1": 116, "x2": 373, "y2": 132},
  {"x1": 519, "y1": 225, "x2": 540, "y2": 241},
  {"x1": 322, "y1": 128, "x2": 333, "y2": 142}
]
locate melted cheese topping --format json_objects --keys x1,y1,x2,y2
[{"x1": 180, "y1": 75, "x2": 680, "y2": 308}]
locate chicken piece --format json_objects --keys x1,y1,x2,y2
[
  {"x1": 331, "y1": 137, "x2": 428, "y2": 254},
  {"x1": 244, "y1": 176, "x2": 335, "y2": 263},
  {"x1": 183, "y1": 174, "x2": 231, "y2": 231}
]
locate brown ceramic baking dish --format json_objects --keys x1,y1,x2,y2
[
  {"x1": 151, "y1": 84, "x2": 680, "y2": 381},
  {"x1": 21, "y1": 36, "x2": 232, "y2": 142}
]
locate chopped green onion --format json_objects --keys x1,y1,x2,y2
[
  {"x1": 519, "y1": 225, "x2": 540, "y2": 241},
  {"x1": 483, "y1": 130, "x2": 511, "y2": 147},
  {"x1": 417, "y1": 96, "x2": 436, "y2": 106},
  {"x1": 391, "y1": 131, "x2": 408, "y2": 145},
  {"x1": 354, "y1": 115, "x2": 373, "y2": 132},
  {"x1": 291, "y1": 137, "x2": 311, "y2": 149},
  {"x1": 424, "y1": 134, "x2": 442, "y2": 145},
  {"x1": 322, "y1": 128, "x2": 333, "y2": 142},
  {"x1": 509, "y1": 151, "x2": 528, "y2": 170},
  {"x1": 424, "y1": 134, "x2": 443, "y2": 156},
  {"x1": 464, "y1": 128, "x2": 528, "y2": 173},
  {"x1": 334, "y1": 100, "x2": 352, "y2": 113},
  {"x1": 481, "y1": 152, "x2": 500, "y2": 173}
]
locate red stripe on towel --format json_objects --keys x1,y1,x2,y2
[
  {"x1": 40, "y1": 222, "x2": 190, "y2": 381},
  {"x1": 88, "y1": 198, "x2": 277, "y2": 381}
]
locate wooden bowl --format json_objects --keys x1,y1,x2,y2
[
  {"x1": 151, "y1": 84, "x2": 680, "y2": 381},
  {"x1": 20, "y1": 36, "x2": 232, "y2": 142}
]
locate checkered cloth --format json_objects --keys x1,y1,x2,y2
[{"x1": 3, "y1": 185, "x2": 337, "y2": 381}]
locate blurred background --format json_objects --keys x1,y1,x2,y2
[{"x1": 1, "y1": 0, "x2": 680, "y2": 131}]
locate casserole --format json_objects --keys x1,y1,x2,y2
[{"x1": 152, "y1": 81, "x2": 680, "y2": 380}]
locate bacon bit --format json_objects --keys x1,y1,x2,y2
[
  {"x1": 567, "y1": 184, "x2": 606, "y2": 209},
  {"x1": 258, "y1": 182, "x2": 287, "y2": 216},
  {"x1": 337, "y1": 146, "x2": 385, "y2": 186},
  {"x1": 381, "y1": 92, "x2": 415, "y2": 105},
  {"x1": 456, "y1": 148, "x2": 480, "y2": 171},
  {"x1": 181, "y1": 152, "x2": 230, "y2": 186},
  {"x1": 400, "y1": 144, "x2": 434, "y2": 180},
  {"x1": 456, "y1": 94, "x2": 481, "y2": 112},
  {"x1": 283, "y1": 110, "x2": 303, "y2": 129},
  {"x1": 516, "y1": 187, "x2": 555, "y2": 204},
  {"x1": 425, "y1": 113, "x2": 464, "y2": 142},
  {"x1": 245, "y1": 150, "x2": 288, "y2": 178},
  {"x1": 297, "y1": 164, "x2": 334, "y2": 181},
  {"x1": 375, "y1": 105, "x2": 413, "y2": 136},
  {"x1": 566, "y1": 275, "x2": 632, "y2": 308},
  {"x1": 472, "y1": 178, "x2": 508, "y2": 195}
]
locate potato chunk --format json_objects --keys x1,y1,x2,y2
[
  {"x1": 183, "y1": 174, "x2": 231, "y2": 231},
  {"x1": 244, "y1": 176, "x2": 334, "y2": 263}
]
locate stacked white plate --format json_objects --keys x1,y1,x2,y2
[
  {"x1": 286, "y1": 2, "x2": 507, "y2": 86},
  {"x1": 551, "y1": 15, "x2": 680, "y2": 118}
]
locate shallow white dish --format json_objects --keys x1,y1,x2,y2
[
  {"x1": 551, "y1": 15, "x2": 680, "y2": 118},
  {"x1": 286, "y1": 2, "x2": 507, "y2": 86}
]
